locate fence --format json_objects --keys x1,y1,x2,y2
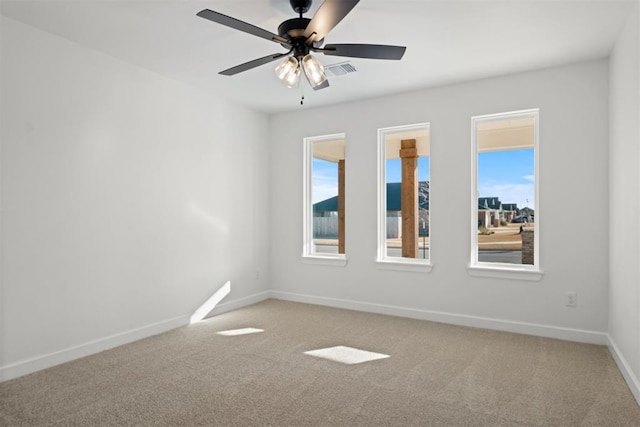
[
  {"x1": 313, "y1": 217, "x2": 339, "y2": 238},
  {"x1": 313, "y1": 217, "x2": 401, "y2": 238}
]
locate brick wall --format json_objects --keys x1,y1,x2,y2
[{"x1": 521, "y1": 230, "x2": 534, "y2": 265}]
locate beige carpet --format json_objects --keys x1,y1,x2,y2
[{"x1": 2, "y1": 299, "x2": 639, "y2": 426}]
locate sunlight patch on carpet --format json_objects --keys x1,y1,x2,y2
[
  {"x1": 304, "y1": 346, "x2": 390, "y2": 365},
  {"x1": 216, "y1": 328, "x2": 264, "y2": 336}
]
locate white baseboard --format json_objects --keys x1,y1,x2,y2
[
  {"x1": 207, "y1": 290, "x2": 272, "y2": 317},
  {"x1": 270, "y1": 290, "x2": 608, "y2": 345},
  {"x1": 607, "y1": 335, "x2": 640, "y2": 405},
  {"x1": 0, "y1": 290, "x2": 272, "y2": 383},
  {"x1": 0, "y1": 315, "x2": 189, "y2": 383}
]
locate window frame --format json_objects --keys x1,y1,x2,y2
[
  {"x1": 302, "y1": 133, "x2": 348, "y2": 266},
  {"x1": 376, "y1": 122, "x2": 433, "y2": 272},
  {"x1": 469, "y1": 108, "x2": 542, "y2": 280}
]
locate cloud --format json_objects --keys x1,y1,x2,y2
[
  {"x1": 312, "y1": 172, "x2": 338, "y2": 203},
  {"x1": 523, "y1": 175, "x2": 535, "y2": 182}
]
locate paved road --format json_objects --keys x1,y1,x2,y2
[
  {"x1": 478, "y1": 249, "x2": 522, "y2": 264},
  {"x1": 315, "y1": 245, "x2": 522, "y2": 264}
]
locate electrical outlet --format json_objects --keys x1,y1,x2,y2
[{"x1": 565, "y1": 291, "x2": 577, "y2": 307}]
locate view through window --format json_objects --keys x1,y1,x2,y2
[
  {"x1": 378, "y1": 124, "x2": 430, "y2": 263},
  {"x1": 472, "y1": 110, "x2": 538, "y2": 268},
  {"x1": 303, "y1": 135, "x2": 346, "y2": 258}
]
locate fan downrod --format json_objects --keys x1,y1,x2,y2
[{"x1": 290, "y1": 0, "x2": 312, "y2": 15}]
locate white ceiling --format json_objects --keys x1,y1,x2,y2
[{"x1": 1, "y1": 0, "x2": 635, "y2": 114}]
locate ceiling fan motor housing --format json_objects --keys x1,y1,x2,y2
[
  {"x1": 278, "y1": 17, "x2": 323, "y2": 52},
  {"x1": 290, "y1": 0, "x2": 312, "y2": 15}
]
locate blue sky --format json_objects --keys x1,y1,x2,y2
[
  {"x1": 313, "y1": 149, "x2": 534, "y2": 208},
  {"x1": 478, "y1": 148, "x2": 534, "y2": 208},
  {"x1": 386, "y1": 157, "x2": 430, "y2": 183},
  {"x1": 312, "y1": 159, "x2": 339, "y2": 203}
]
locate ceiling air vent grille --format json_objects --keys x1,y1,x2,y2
[{"x1": 324, "y1": 62, "x2": 357, "y2": 77}]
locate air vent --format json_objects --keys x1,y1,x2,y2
[{"x1": 324, "y1": 62, "x2": 357, "y2": 77}]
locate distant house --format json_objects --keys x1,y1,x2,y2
[
  {"x1": 477, "y1": 197, "x2": 519, "y2": 227},
  {"x1": 313, "y1": 198, "x2": 339, "y2": 217},
  {"x1": 501, "y1": 203, "x2": 518, "y2": 222},
  {"x1": 512, "y1": 206, "x2": 534, "y2": 223}
]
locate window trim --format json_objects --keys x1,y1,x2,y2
[
  {"x1": 469, "y1": 108, "x2": 542, "y2": 278},
  {"x1": 376, "y1": 122, "x2": 432, "y2": 272},
  {"x1": 302, "y1": 133, "x2": 348, "y2": 265}
]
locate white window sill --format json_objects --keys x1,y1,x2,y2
[
  {"x1": 301, "y1": 255, "x2": 348, "y2": 267},
  {"x1": 376, "y1": 258, "x2": 433, "y2": 273},
  {"x1": 467, "y1": 264, "x2": 543, "y2": 281}
]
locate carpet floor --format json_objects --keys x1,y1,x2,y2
[{"x1": 2, "y1": 299, "x2": 640, "y2": 426}]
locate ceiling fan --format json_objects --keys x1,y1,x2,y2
[{"x1": 196, "y1": 0, "x2": 406, "y2": 93}]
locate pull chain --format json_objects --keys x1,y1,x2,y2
[{"x1": 300, "y1": 82, "x2": 305, "y2": 106}]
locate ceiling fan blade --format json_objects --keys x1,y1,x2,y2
[
  {"x1": 219, "y1": 53, "x2": 289, "y2": 76},
  {"x1": 322, "y1": 44, "x2": 406, "y2": 60},
  {"x1": 312, "y1": 79, "x2": 330, "y2": 91},
  {"x1": 303, "y1": 0, "x2": 360, "y2": 43},
  {"x1": 197, "y1": 9, "x2": 290, "y2": 46}
]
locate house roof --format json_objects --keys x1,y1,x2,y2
[
  {"x1": 478, "y1": 197, "x2": 501, "y2": 210},
  {"x1": 313, "y1": 197, "x2": 339, "y2": 213},
  {"x1": 477, "y1": 198, "x2": 519, "y2": 211}
]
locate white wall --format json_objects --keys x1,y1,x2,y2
[
  {"x1": 609, "y1": 3, "x2": 640, "y2": 401},
  {"x1": 0, "y1": 17, "x2": 270, "y2": 380},
  {"x1": 269, "y1": 60, "x2": 610, "y2": 342}
]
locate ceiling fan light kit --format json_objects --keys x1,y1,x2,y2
[
  {"x1": 301, "y1": 54, "x2": 327, "y2": 88},
  {"x1": 275, "y1": 56, "x2": 301, "y2": 87},
  {"x1": 197, "y1": 0, "x2": 406, "y2": 102}
]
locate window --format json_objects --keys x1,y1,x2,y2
[
  {"x1": 377, "y1": 123, "x2": 431, "y2": 271},
  {"x1": 302, "y1": 133, "x2": 347, "y2": 265},
  {"x1": 470, "y1": 109, "x2": 541, "y2": 278}
]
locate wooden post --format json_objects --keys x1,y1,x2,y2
[
  {"x1": 400, "y1": 139, "x2": 418, "y2": 258},
  {"x1": 338, "y1": 159, "x2": 345, "y2": 254}
]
